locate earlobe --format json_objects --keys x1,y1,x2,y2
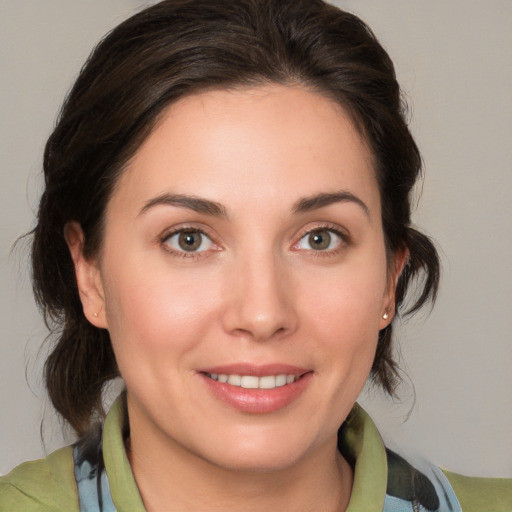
[
  {"x1": 379, "y1": 246, "x2": 409, "y2": 330},
  {"x1": 64, "y1": 221, "x2": 108, "y2": 328}
]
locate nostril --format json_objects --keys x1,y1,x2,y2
[{"x1": 221, "y1": 276, "x2": 298, "y2": 341}]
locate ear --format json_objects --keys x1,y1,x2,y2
[
  {"x1": 64, "y1": 221, "x2": 108, "y2": 329},
  {"x1": 379, "y1": 246, "x2": 409, "y2": 330}
]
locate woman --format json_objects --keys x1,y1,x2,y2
[{"x1": 1, "y1": 0, "x2": 510, "y2": 510}]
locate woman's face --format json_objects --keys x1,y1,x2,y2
[{"x1": 77, "y1": 85, "x2": 400, "y2": 471}]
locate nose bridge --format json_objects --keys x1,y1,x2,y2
[{"x1": 222, "y1": 244, "x2": 297, "y2": 341}]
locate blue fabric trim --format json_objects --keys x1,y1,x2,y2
[
  {"x1": 383, "y1": 449, "x2": 462, "y2": 512},
  {"x1": 73, "y1": 426, "x2": 117, "y2": 512}
]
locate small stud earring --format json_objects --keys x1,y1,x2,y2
[
  {"x1": 93, "y1": 312, "x2": 98, "y2": 318},
  {"x1": 382, "y1": 312, "x2": 389, "y2": 320}
]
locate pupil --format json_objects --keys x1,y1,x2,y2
[
  {"x1": 179, "y1": 231, "x2": 201, "y2": 251},
  {"x1": 309, "y1": 231, "x2": 330, "y2": 250}
]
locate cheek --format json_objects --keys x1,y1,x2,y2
[
  {"x1": 304, "y1": 253, "x2": 388, "y2": 334},
  {"x1": 101, "y1": 256, "x2": 220, "y2": 361},
  {"x1": 310, "y1": 290, "x2": 381, "y2": 373},
  {"x1": 299, "y1": 252, "x2": 387, "y2": 378}
]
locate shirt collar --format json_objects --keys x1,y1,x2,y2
[{"x1": 102, "y1": 396, "x2": 388, "y2": 511}]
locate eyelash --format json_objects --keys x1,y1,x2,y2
[{"x1": 159, "y1": 223, "x2": 350, "y2": 259}]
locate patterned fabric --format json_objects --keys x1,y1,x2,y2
[
  {"x1": 384, "y1": 449, "x2": 462, "y2": 511},
  {"x1": 72, "y1": 425, "x2": 462, "y2": 512},
  {"x1": 73, "y1": 427, "x2": 117, "y2": 512}
]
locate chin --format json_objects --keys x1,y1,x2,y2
[
  {"x1": 207, "y1": 447, "x2": 306, "y2": 474},
  {"x1": 191, "y1": 424, "x2": 324, "y2": 474}
]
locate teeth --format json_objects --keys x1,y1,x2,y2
[
  {"x1": 259, "y1": 375, "x2": 276, "y2": 389},
  {"x1": 275, "y1": 374, "x2": 287, "y2": 387},
  {"x1": 207, "y1": 373, "x2": 298, "y2": 389},
  {"x1": 240, "y1": 376, "x2": 259, "y2": 389},
  {"x1": 227, "y1": 374, "x2": 241, "y2": 386}
]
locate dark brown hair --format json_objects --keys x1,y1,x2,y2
[{"x1": 32, "y1": 0, "x2": 439, "y2": 435}]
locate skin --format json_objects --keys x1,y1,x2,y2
[{"x1": 67, "y1": 85, "x2": 405, "y2": 511}]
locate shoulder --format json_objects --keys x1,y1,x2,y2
[
  {"x1": 383, "y1": 448, "x2": 512, "y2": 512},
  {"x1": 443, "y1": 470, "x2": 512, "y2": 512},
  {"x1": 0, "y1": 446, "x2": 79, "y2": 512},
  {"x1": 384, "y1": 447, "x2": 512, "y2": 512}
]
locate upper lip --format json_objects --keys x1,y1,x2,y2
[{"x1": 198, "y1": 363, "x2": 310, "y2": 377}]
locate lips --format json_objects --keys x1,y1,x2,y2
[{"x1": 198, "y1": 364, "x2": 312, "y2": 413}]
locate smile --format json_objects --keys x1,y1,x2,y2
[{"x1": 206, "y1": 373, "x2": 297, "y2": 389}]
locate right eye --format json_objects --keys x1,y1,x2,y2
[
  {"x1": 295, "y1": 228, "x2": 346, "y2": 252},
  {"x1": 163, "y1": 229, "x2": 214, "y2": 253}
]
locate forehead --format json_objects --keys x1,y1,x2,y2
[{"x1": 112, "y1": 85, "x2": 379, "y2": 218}]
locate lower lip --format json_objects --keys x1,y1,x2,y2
[{"x1": 200, "y1": 373, "x2": 313, "y2": 414}]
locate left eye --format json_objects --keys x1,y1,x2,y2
[
  {"x1": 164, "y1": 229, "x2": 213, "y2": 253},
  {"x1": 296, "y1": 229, "x2": 343, "y2": 251}
]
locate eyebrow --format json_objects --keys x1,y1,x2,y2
[
  {"x1": 140, "y1": 193, "x2": 228, "y2": 217},
  {"x1": 140, "y1": 190, "x2": 369, "y2": 219},
  {"x1": 292, "y1": 191, "x2": 370, "y2": 218}
]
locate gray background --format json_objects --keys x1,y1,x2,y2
[{"x1": 1, "y1": 1, "x2": 511, "y2": 477}]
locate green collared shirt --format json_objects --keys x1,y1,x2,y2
[{"x1": 1, "y1": 399, "x2": 510, "y2": 511}]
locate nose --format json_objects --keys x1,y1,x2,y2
[{"x1": 221, "y1": 251, "x2": 298, "y2": 342}]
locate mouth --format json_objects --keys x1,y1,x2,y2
[{"x1": 198, "y1": 365, "x2": 312, "y2": 413}]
